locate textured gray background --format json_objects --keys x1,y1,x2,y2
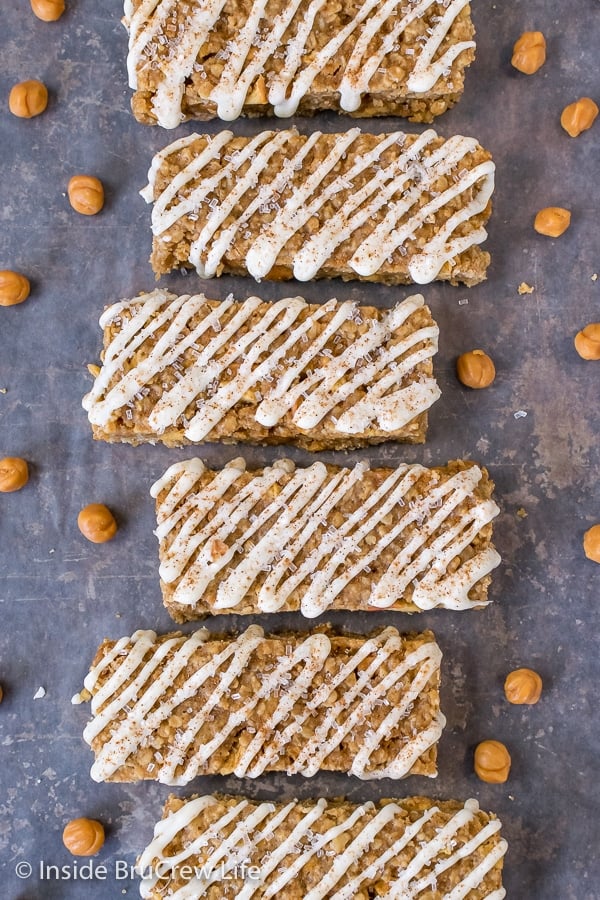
[{"x1": 1, "y1": 1, "x2": 599, "y2": 898}]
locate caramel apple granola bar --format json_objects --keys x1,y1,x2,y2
[
  {"x1": 137, "y1": 793, "x2": 507, "y2": 899},
  {"x1": 73, "y1": 625, "x2": 444, "y2": 783},
  {"x1": 83, "y1": 290, "x2": 440, "y2": 450},
  {"x1": 152, "y1": 458, "x2": 500, "y2": 621},
  {"x1": 123, "y1": 0, "x2": 476, "y2": 127},
  {"x1": 142, "y1": 128, "x2": 494, "y2": 286}
]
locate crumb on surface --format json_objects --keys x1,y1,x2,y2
[
  {"x1": 517, "y1": 507, "x2": 528, "y2": 519},
  {"x1": 518, "y1": 282, "x2": 535, "y2": 294}
]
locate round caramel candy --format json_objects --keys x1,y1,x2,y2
[
  {"x1": 0, "y1": 271, "x2": 30, "y2": 307},
  {"x1": 8, "y1": 80, "x2": 48, "y2": 118},
  {"x1": 63, "y1": 818, "x2": 105, "y2": 856},
  {"x1": 31, "y1": 0, "x2": 65, "y2": 20},
  {"x1": 474, "y1": 740, "x2": 511, "y2": 784},
  {"x1": 504, "y1": 668, "x2": 543, "y2": 705},
  {"x1": 68, "y1": 175, "x2": 104, "y2": 216},
  {"x1": 0, "y1": 457, "x2": 29, "y2": 492},
  {"x1": 77, "y1": 504, "x2": 117, "y2": 543},
  {"x1": 456, "y1": 349, "x2": 496, "y2": 389}
]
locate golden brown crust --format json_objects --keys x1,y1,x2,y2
[
  {"x1": 83, "y1": 627, "x2": 441, "y2": 782},
  {"x1": 138, "y1": 792, "x2": 506, "y2": 899},
  {"x1": 126, "y1": 0, "x2": 475, "y2": 125},
  {"x1": 86, "y1": 292, "x2": 438, "y2": 449},
  {"x1": 147, "y1": 131, "x2": 493, "y2": 287},
  {"x1": 156, "y1": 459, "x2": 498, "y2": 622}
]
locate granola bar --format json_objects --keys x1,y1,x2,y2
[
  {"x1": 152, "y1": 458, "x2": 501, "y2": 622},
  {"x1": 73, "y1": 626, "x2": 444, "y2": 783},
  {"x1": 137, "y1": 793, "x2": 507, "y2": 899},
  {"x1": 82, "y1": 290, "x2": 440, "y2": 450},
  {"x1": 143, "y1": 128, "x2": 494, "y2": 286},
  {"x1": 123, "y1": 0, "x2": 476, "y2": 127}
]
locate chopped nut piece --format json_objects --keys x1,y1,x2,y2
[
  {"x1": 504, "y1": 668, "x2": 542, "y2": 705},
  {"x1": 583, "y1": 524, "x2": 600, "y2": 564},
  {"x1": 560, "y1": 97, "x2": 598, "y2": 137},
  {"x1": 30, "y1": 0, "x2": 65, "y2": 21},
  {"x1": 63, "y1": 818, "x2": 105, "y2": 856},
  {"x1": 516, "y1": 507, "x2": 528, "y2": 519},
  {"x1": 246, "y1": 74, "x2": 267, "y2": 105},
  {"x1": 210, "y1": 538, "x2": 229, "y2": 559},
  {"x1": 574, "y1": 323, "x2": 600, "y2": 360},
  {"x1": 518, "y1": 282, "x2": 534, "y2": 294},
  {"x1": 474, "y1": 740, "x2": 511, "y2": 783},
  {"x1": 456, "y1": 349, "x2": 496, "y2": 389},
  {"x1": 77, "y1": 503, "x2": 117, "y2": 543},
  {"x1": 511, "y1": 31, "x2": 546, "y2": 75},
  {"x1": 68, "y1": 175, "x2": 104, "y2": 216},
  {"x1": 0, "y1": 270, "x2": 30, "y2": 307},
  {"x1": 9, "y1": 80, "x2": 48, "y2": 118},
  {"x1": 0, "y1": 457, "x2": 29, "y2": 493},
  {"x1": 534, "y1": 207, "x2": 571, "y2": 237},
  {"x1": 87, "y1": 363, "x2": 101, "y2": 377}
]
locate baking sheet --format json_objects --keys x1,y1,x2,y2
[{"x1": 1, "y1": 1, "x2": 599, "y2": 897}]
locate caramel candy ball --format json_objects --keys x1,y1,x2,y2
[
  {"x1": 8, "y1": 80, "x2": 48, "y2": 118},
  {"x1": 561, "y1": 98, "x2": 599, "y2": 137},
  {"x1": 511, "y1": 31, "x2": 546, "y2": 75},
  {"x1": 68, "y1": 175, "x2": 104, "y2": 216},
  {"x1": 474, "y1": 740, "x2": 511, "y2": 784},
  {"x1": 456, "y1": 349, "x2": 496, "y2": 389},
  {"x1": 30, "y1": 0, "x2": 65, "y2": 21},
  {"x1": 583, "y1": 524, "x2": 600, "y2": 564},
  {"x1": 78, "y1": 504, "x2": 117, "y2": 543},
  {"x1": 534, "y1": 207, "x2": 571, "y2": 238},
  {"x1": 574, "y1": 323, "x2": 600, "y2": 360},
  {"x1": 0, "y1": 270, "x2": 30, "y2": 307},
  {"x1": 504, "y1": 668, "x2": 543, "y2": 705},
  {"x1": 0, "y1": 458, "x2": 29, "y2": 493},
  {"x1": 63, "y1": 818, "x2": 105, "y2": 856}
]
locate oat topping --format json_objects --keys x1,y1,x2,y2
[
  {"x1": 143, "y1": 129, "x2": 495, "y2": 285},
  {"x1": 83, "y1": 290, "x2": 440, "y2": 449},
  {"x1": 75, "y1": 626, "x2": 444, "y2": 782},
  {"x1": 137, "y1": 793, "x2": 507, "y2": 899},
  {"x1": 152, "y1": 457, "x2": 501, "y2": 619},
  {"x1": 123, "y1": 0, "x2": 476, "y2": 126}
]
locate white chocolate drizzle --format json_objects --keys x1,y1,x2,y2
[
  {"x1": 151, "y1": 457, "x2": 500, "y2": 616},
  {"x1": 76, "y1": 625, "x2": 444, "y2": 784},
  {"x1": 137, "y1": 795, "x2": 506, "y2": 899},
  {"x1": 143, "y1": 129, "x2": 494, "y2": 285},
  {"x1": 124, "y1": 0, "x2": 475, "y2": 126},
  {"x1": 82, "y1": 290, "x2": 440, "y2": 443}
]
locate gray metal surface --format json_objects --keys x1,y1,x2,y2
[{"x1": 1, "y1": 1, "x2": 599, "y2": 897}]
